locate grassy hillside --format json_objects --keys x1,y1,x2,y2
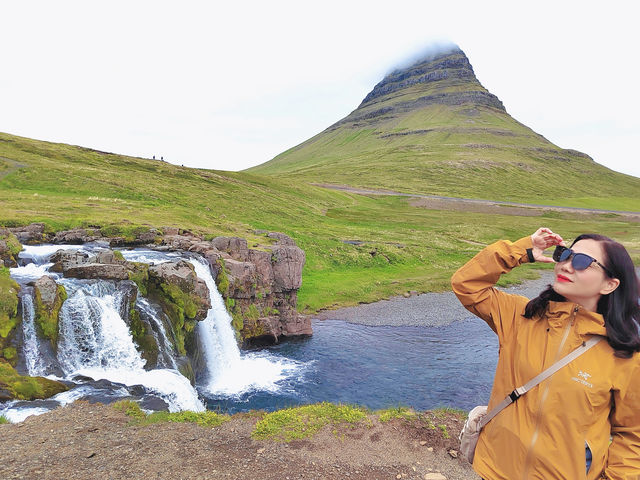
[
  {"x1": 1, "y1": 131, "x2": 639, "y2": 313},
  {"x1": 248, "y1": 49, "x2": 640, "y2": 211}
]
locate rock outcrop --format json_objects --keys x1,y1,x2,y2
[
  {"x1": 0, "y1": 228, "x2": 23, "y2": 268},
  {"x1": 7, "y1": 223, "x2": 311, "y2": 347},
  {"x1": 33, "y1": 275, "x2": 67, "y2": 348},
  {"x1": 0, "y1": 267, "x2": 21, "y2": 366},
  {"x1": 0, "y1": 359, "x2": 68, "y2": 401}
]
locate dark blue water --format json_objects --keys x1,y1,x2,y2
[{"x1": 201, "y1": 317, "x2": 499, "y2": 413}]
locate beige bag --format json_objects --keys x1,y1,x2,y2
[
  {"x1": 458, "y1": 336, "x2": 602, "y2": 463},
  {"x1": 459, "y1": 405, "x2": 487, "y2": 463}
]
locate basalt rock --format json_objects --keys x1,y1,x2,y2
[
  {"x1": 33, "y1": 276, "x2": 67, "y2": 348},
  {"x1": 212, "y1": 233, "x2": 311, "y2": 345},
  {"x1": 49, "y1": 249, "x2": 92, "y2": 272},
  {"x1": 0, "y1": 229, "x2": 23, "y2": 268},
  {"x1": 147, "y1": 260, "x2": 211, "y2": 358},
  {"x1": 7, "y1": 223, "x2": 47, "y2": 245},
  {"x1": 64, "y1": 263, "x2": 130, "y2": 281}
]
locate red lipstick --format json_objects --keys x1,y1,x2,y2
[{"x1": 557, "y1": 274, "x2": 572, "y2": 283}]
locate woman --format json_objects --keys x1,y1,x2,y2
[{"x1": 451, "y1": 227, "x2": 640, "y2": 479}]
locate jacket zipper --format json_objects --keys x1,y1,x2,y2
[{"x1": 521, "y1": 305, "x2": 579, "y2": 479}]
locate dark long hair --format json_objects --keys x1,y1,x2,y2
[{"x1": 524, "y1": 234, "x2": 640, "y2": 358}]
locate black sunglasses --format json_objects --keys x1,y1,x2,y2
[{"x1": 552, "y1": 245, "x2": 613, "y2": 277}]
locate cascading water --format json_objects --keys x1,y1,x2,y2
[
  {"x1": 136, "y1": 297, "x2": 178, "y2": 369},
  {"x1": 4, "y1": 245, "x2": 204, "y2": 421},
  {"x1": 20, "y1": 292, "x2": 47, "y2": 376},
  {"x1": 190, "y1": 258, "x2": 305, "y2": 397},
  {"x1": 54, "y1": 277, "x2": 203, "y2": 412}
]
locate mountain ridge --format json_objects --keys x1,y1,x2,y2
[{"x1": 246, "y1": 46, "x2": 640, "y2": 206}]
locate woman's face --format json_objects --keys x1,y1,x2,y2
[{"x1": 552, "y1": 239, "x2": 618, "y2": 310}]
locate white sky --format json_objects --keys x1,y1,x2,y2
[{"x1": 2, "y1": 0, "x2": 639, "y2": 179}]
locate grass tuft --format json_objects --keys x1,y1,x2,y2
[
  {"x1": 112, "y1": 400, "x2": 228, "y2": 428},
  {"x1": 376, "y1": 405, "x2": 416, "y2": 422},
  {"x1": 251, "y1": 402, "x2": 369, "y2": 442}
]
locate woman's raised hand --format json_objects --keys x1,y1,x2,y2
[{"x1": 530, "y1": 227, "x2": 564, "y2": 263}]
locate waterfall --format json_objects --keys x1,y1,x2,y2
[
  {"x1": 6, "y1": 244, "x2": 307, "y2": 422},
  {"x1": 136, "y1": 297, "x2": 178, "y2": 369},
  {"x1": 189, "y1": 257, "x2": 304, "y2": 396},
  {"x1": 56, "y1": 278, "x2": 203, "y2": 412},
  {"x1": 21, "y1": 292, "x2": 47, "y2": 376},
  {"x1": 57, "y1": 281, "x2": 145, "y2": 373}
]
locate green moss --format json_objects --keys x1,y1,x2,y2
[
  {"x1": 0, "y1": 359, "x2": 68, "y2": 400},
  {"x1": 215, "y1": 259, "x2": 229, "y2": 295},
  {"x1": 113, "y1": 249, "x2": 125, "y2": 261},
  {"x1": 0, "y1": 267, "x2": 20, "y2": 341},
  {"x1": 3, "y1": 232, "x2": 23, "y2": 258},
  {"x1": 0, "y1": 415, "x2": 9, "y2": 424},
  {"x1": 147, "y1": 279, "x2": 204, "y2": 356},
  {"x1": 34, "y1": 283, "x2": 67, "y2": 347},
  {"x1": 128, "y1": 305, "x2": 158, "y2": 366},
  {"x1": 127, "y1": 262, "x2": 149, "y2": 296},
  {"x1": 245, "y1": 304, "x2": 260, "y2": 322},
  {"x1": 2, "y1": 347, "x2": 17, "y2": 366},
  {"x1": 251, "y1": 402, "x2": 369, "y2": 442}
]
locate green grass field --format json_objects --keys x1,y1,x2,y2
[{"x1": 1, "y1": 132, "x2": 639, "y2": 313}]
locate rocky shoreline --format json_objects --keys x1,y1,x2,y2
[{"x1": 313, "y1": 271, "x2": 556, "y2": 327}]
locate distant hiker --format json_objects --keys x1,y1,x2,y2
[
  {"x1": 452, "y1": 227, "x2": 640, "y2": 479},
  {"x1": 161, "y1": 156, "x2": 163, "y2": 161},
  {"x1": 153, "y1": 155, "x2": 155, "y2": 160}
]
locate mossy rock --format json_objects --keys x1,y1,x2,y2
[
  {"x1": 0, "y1": 359, "x2": 67, "y2": 401},
  {"x1": 0, "y1": 267, "x2": 20, "y2": 347},
  {"x1": 0, "y1": 231, "x2": 22, "y2": 267},
  {"x1": 34, "y1": 282, "x2": 67, "y2": 348},
  {"x1": 147, "y1": 281, "x2": 203, "y2": 356},
  {"x1": 215, "y1": 259, "x2": 229, "y2": 295},
  {"x1": 127, "y1": 262, "x2": 149, "y2": 296},
  {"x1": 128, "y1": 304, "x2": 159, "y2": 367}
]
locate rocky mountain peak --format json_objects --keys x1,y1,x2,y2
[{"x1": 353, "y1": 45, "x2": 505, "y2": 118}]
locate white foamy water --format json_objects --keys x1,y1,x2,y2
[
  {"x1": 10, "y1": 262, "x2": 54, "y2": 282},
  {"x1": 56, "y1": 280, "x2": 204, "y2": 412},
  {"x1": 190, "y1": 257, "x2": 305, "y2": 396},
  {"x1": 21, "y1": 293, "x2": 47, "y2": 376},
  {"x1": 120, "y1": 249, "x2": 180, "y2": 264},
  {"x1": 0, "y1": 405, "x2": 50, "y2": 423},
  {"x1": 18, "y1": 244, "x2": 86, "y2": 264}
]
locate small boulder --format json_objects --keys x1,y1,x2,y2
[{"x1": 424, "y1": 474, "x2": 447, "y2": 480}]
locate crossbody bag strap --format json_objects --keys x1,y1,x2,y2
[{"x1": 479, "y1": 335, "x2": 603, "y2": 429}]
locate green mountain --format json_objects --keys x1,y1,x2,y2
[{"x1": 247, "y1": 46, "x2": 640, "y2": 209}]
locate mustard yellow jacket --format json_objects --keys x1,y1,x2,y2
[{"x1": 451, "y1": 236, "x2": 640, "y2": 480}]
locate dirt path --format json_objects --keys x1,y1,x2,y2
[
  {"x1": 0, "y1": 402, "x2": 479, "y2": 480},
  {"x1": 313, "y1": 183, "x2": 640, "y2": 220}
]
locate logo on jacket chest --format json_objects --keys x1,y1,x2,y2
[{"x1": 572, "y1": 370, "x2": 593, "y2": 388}]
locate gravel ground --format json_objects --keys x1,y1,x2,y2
[
  {"x1": 313, "y1": 272, "x2": 556, "y2": 327},
  {"x1": 0, "y1": 402, "x2": 479, "y2": 480}
]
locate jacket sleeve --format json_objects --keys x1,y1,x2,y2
[
  {"x1": 605, "y1": 360, "x2": 640, "y2": 479},
  {"x1": 450, "y1": 236, "x2": 533, "y2": 340}
]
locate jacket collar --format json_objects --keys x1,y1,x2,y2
[{"x1": 546, "y1": 301, "x2": 608, "y2": 337}]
